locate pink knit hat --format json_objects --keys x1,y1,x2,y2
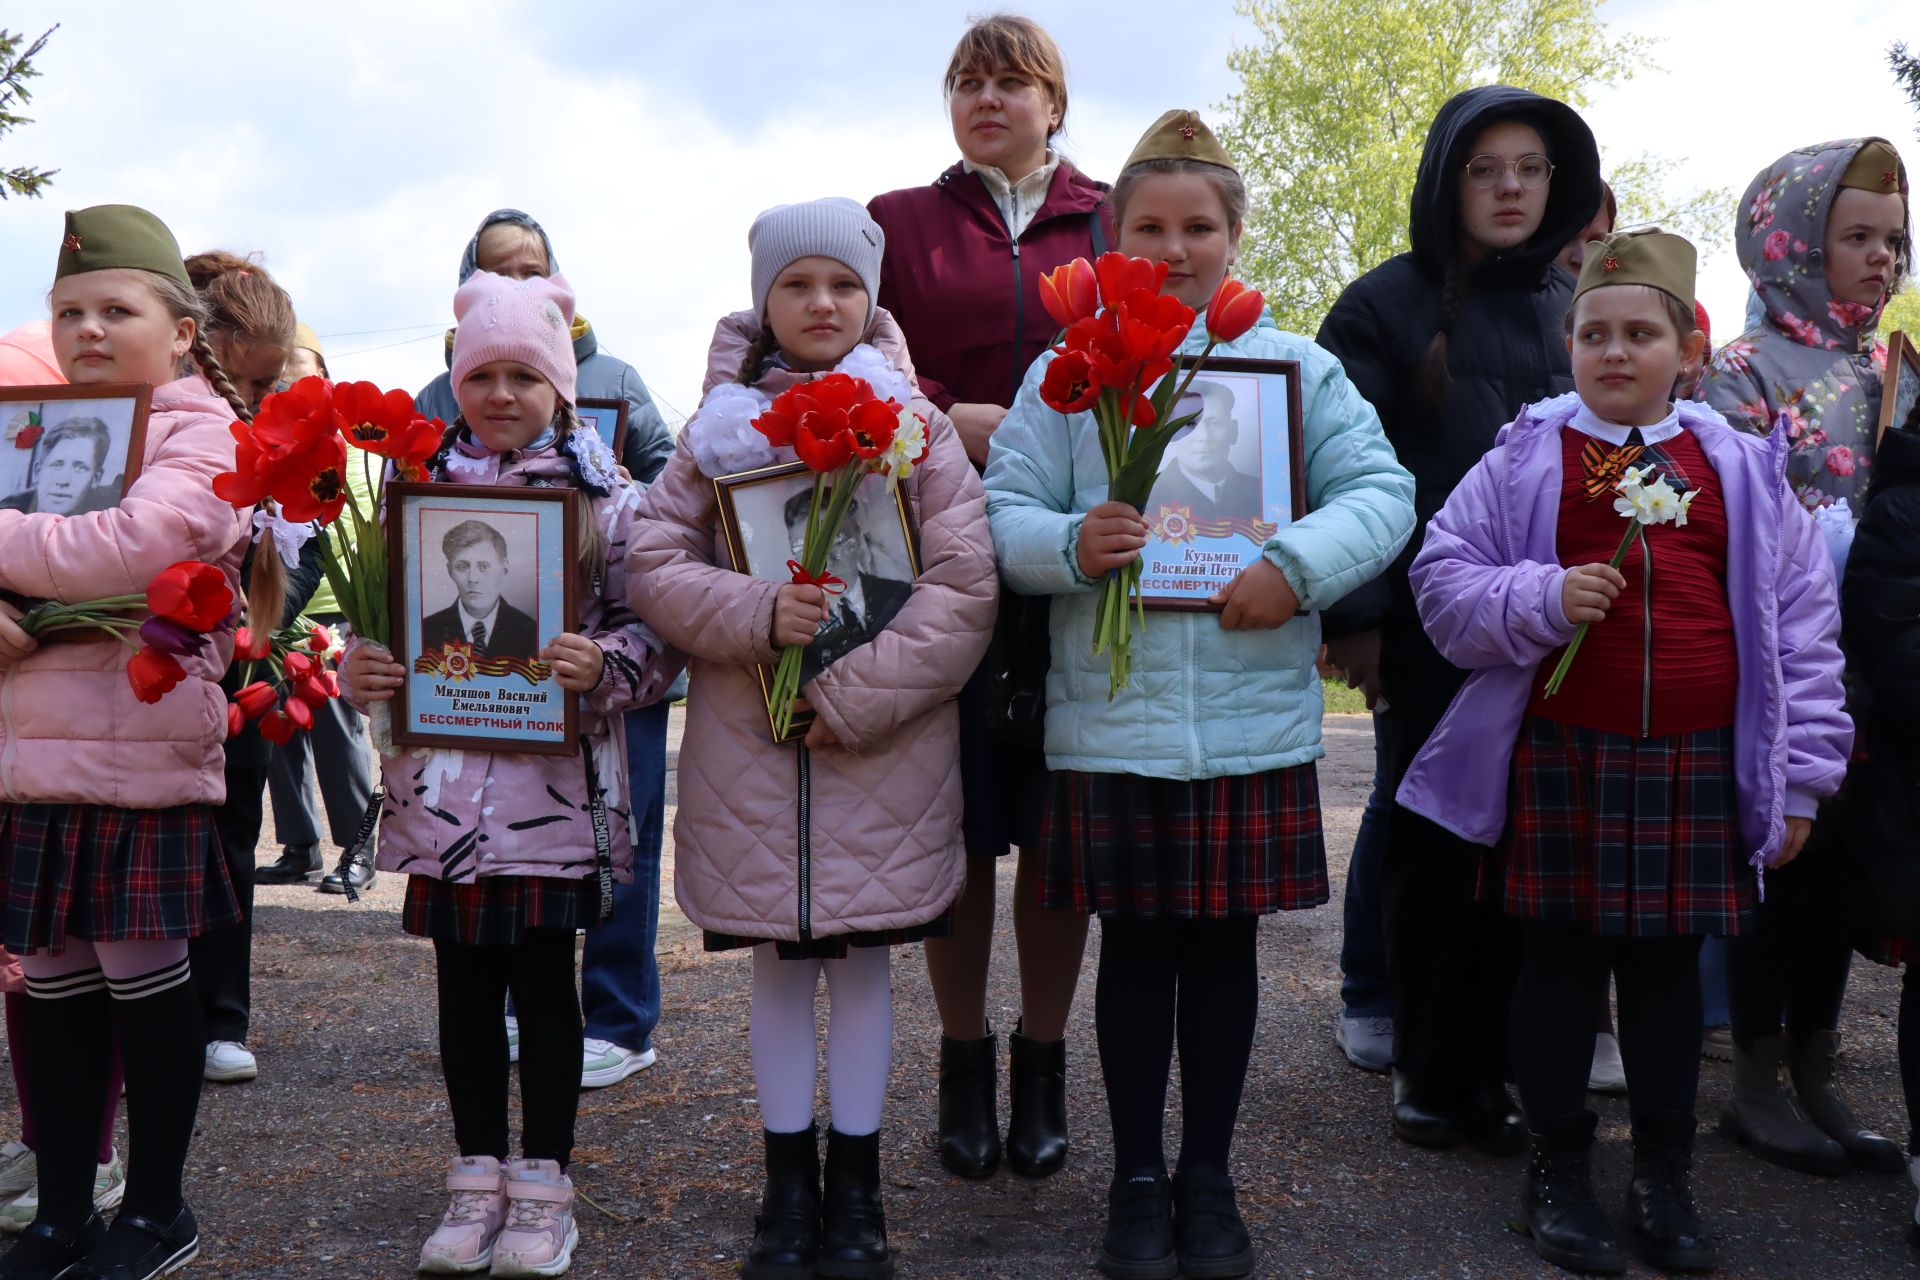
[{"x1": 450, "y1": 270, "x2": 578, "y2": 405}]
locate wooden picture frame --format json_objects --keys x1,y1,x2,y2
[
  {"x1": 574, "y1": 398, "x2": 629, "y2": 460},
  {"x1": 386, "y1": 482, "x2": 580, "y2": 755},
  {"x1": 0, "y1": 382, "x2": 153, "y2": 515},
  {"x1": 712, "y1": 461, "x2": 921, "y2": 743},
  {"x1": 1881, "y1": 330, "x2": 1920, "y2": 447},
  {"x1": 1137, "y1": 357, "x2": 1309, "y2": 611}
]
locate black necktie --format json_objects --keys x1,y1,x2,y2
[
  {"x1": 471, "y1": 620, "x2": 487, "y2": 650},
  {"x1": 1626, "y1": 427, "x2": 1645, "y2": 447}
]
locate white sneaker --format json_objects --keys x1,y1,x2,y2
[
  {"x1": 1335, "y1": 1014, "x2": 1394, "y2": 1073},
  {"x1": 0, "y1": 1149, "x2": 123, "y2": 1234},
  {"x1": 204, "y1": 1039, "x2": 258, "y2": 1083},
  {"x1": 580, "y1": 1039, "x2": 656, "y2": 1090},
  {"x1": 0, "y1": 1140, "x2": 34, "y2": 1199},
  {"x1": 1588, "y1": 1031, "x2": 1628, "y2": 1094},
  {"x1": 506, "y1": 1015, "x2": 520, "y2": 1065}
]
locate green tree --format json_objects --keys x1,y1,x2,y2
[
  {"x1": 1217, "y1": 0, "x2": 1729, "y2": 336},
  {"x1": 0, "y1": 25, "x2": 57, "y2": 200},
  {"x1": 1885, "y1": 286, "x2": 1920, "y2": 345},
  {"x1": 1891, "y1": 42, "x2": 1920, "y2": 131}
]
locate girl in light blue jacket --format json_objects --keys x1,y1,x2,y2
[{"x1": 983, "y1": 110, "x2": 1413, "y2": 1280}]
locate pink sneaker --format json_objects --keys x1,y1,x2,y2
[
  {"x1": 488, "y1": 1158, "x2": 579, "y2": 1277},
  {"x1": 418, "y1": 1155, "x2": 506, "y2": 1274}
]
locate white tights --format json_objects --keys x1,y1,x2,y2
[{"x1": 749, "y1": 943, "x2": 892, "y2": 1137}]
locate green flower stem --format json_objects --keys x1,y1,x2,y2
[
  {"x1": 766, "y1": 461, "x2": 867, "y2": 740},
  {"x1": 1541, "y1": 520, "x2": 1642, "y2": 698}
]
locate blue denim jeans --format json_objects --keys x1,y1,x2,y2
[
  {"x1": 578, "y1": 700, "x2": 669, "y2": 1052},
  {"x1": 1339, "y1": 713, "x2": 1392, "y2": 1018},
  {"x1": 1698, "y1": 934, "x2": 1730, "y2": 1027}
]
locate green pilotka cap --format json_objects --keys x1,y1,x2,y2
[
  {"x1": 1839, "y1": 139, "x2": 1905, "y2": 195},
  {"x1": 1122, "y1": 109, "x2": 1238, "y2": 175},
  {"x1": 54, "y1": 204, "x2": 190, "y2": 285},
  {"x1": 1572, "y1": 228, "x2": 1696, "y2": 311}
]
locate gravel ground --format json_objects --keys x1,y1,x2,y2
[{"x1": 10, "y1": 709, "x2": 1917, "y2": 1278}]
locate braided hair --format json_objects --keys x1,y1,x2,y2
[
  {"x1": 1415, "y1": 263, "x2": 1467, "y2": 411},
  {"x1": 734, "y1": 325, "x2": 781, "y2": 386}
]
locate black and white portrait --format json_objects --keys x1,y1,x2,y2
[
  {"x1": 418, "y1": 517, "x2": 542, "y2": 664},
  {"x1": 0, "y1": 387, "x2": 150, "y2": 516},
  {"x1": 1150, "y1": 378, "x2": 1263, "y2": 520}
]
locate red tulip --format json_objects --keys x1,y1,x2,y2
[
  {"x1": 1038, "y1": 258, "x2": 1100, "y2": 329},
  {"x1": 293, "y1": 675, "x2": 331, "y2": 708},
  {"x1": 1039, "y1": 349, "x2": 1101, "y2": 414},
  {"x1": 284, "y1": 651, "x2": 317, "y2": 682},
  {"x1": 1094, "y1": 253, "x2": 1169, "y2": 309},
  {"x1": 752, "y1": 400, "x2": 799, "y2": 449},
  {"x1": 232, "y1": 626, "x2": 270, "y2": 660},
  {"x1": 306, "y1": 626, "x2": 331, "y2": 653},
  {"x1": 1205, "y1": 277, "x2": 1264, "y2": 344},
  {"x1": 146, "y1": 562, "x2": 233, "y2": 632},
  {"x1": 12, "y1": 424, "x2": 42, "y2": 450},
  {"x1": 126, "y1": 646, "x2": 186, "y2": 704},
  {"x1": 234, "y1": 680, "x2": 278, "y2": 720},
  {"x1": 1130, "y1": 395, "x2": 1158, "y2": 427},
  {"x1": 258, "y1": 709, "x2": 295, "y2": 745},
  {"x1": 318, "y1": 670, "x2": 340, "y2": 697},
  {"x1": 226, "y1": 702, "x2": 245, "y2": 740},
  {"x1": 285, "y1": 697, "x2": 314, "y2": 732},
  {"x1": 333, "y1": 381, "x2": 443, "y2": 468},
  {"x1": 845, "y1": 399, "x2": 899, "y2": 460}
]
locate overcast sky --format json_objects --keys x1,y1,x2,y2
[{"x1": 1, "y1": 1, "x2": 1914, "y2": 425}]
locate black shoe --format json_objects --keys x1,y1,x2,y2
[
  {"x1": 1625, "y1": 1112, "x2": 1718, "y2": 1272},
  {"x1": 316, "y1": 856, "x2": 374, "y2": 896},
  {"x1": 0, "y1": 1214, "x2": 106, "y2": 1280},
  {"x1": 1518, "y1": 1115, "x2": 1626, "y2": 1275},
  {"x1": 817, "y1": 1128, "x2": 893, "y2": 1280},
  {"x1": 1005, "y1": 1022, "x2": 1068, "y2": 1178},
  {"x1": 1791, "y1": 1031, "x2": 1907, "y2": 1174},
  {"x1": 1721, "y1": 1033, "x2": 1849, "y2": 1176},
  {"x1": 1170, "y1": 1168, "x2": 1255, "y2": 1279},
  {"x1": 1098, "y1": 1171, "x2": 1177, "y2": 1280},
  {"x1": 252, "y1": 843, "x2": 321, "y2": 884},
  {"x1": 67, "y1": 1204, "x2": 198, "y2": 1280},
  {"x1": 1465, "y1": 1077, "x2": 1529, "y2": 1157},
  {"x1": 742, "y1": 1125, "x2": 820, "y2": 1280},
  {"x1": 1390, "y1": 1070, "x2": 1463, "y2": 1149},
  {"x1": 936, "y1": 1032, "x2": 1000, "y2": 1179}
]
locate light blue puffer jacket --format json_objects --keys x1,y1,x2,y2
[{"x1": 984, "y1": 310, "x2": 1414, "y2": 780}]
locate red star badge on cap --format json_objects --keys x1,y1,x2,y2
[
  {"x1": 61, "y1": 233, "x2": 81, "y2": 252},
  {"x1": 1884, "y1": 169, "x2": 1900, "y2": 189},
  {"x1": 1602, "y1": 254, "x2": 1621, "y2": 272},
  {"x1": 1179, "y1": 123, "x2": 1196, "y2": 140}
]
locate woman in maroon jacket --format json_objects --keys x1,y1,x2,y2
[{"x1": 867, "y1": 13, "x2": 1111, "y2": 1184}]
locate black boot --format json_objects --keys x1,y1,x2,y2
[
  {"x1": 1390, "y1": 1069, "x2": 1462, "y2": 1148},
  {"x1": 1791, "y1": 1030, "x2": 1906, "y2": 1174},
  {"x1": 1720, "y1": 1033, "x2": 1848, "y2": 1176},
  {"x1": 742, "y1": 1125, "x2": 819, "y2": 1280},
  {"x1": 316, "y1": 854, "x2": 375, "y2": 896},
  {"x1": 1625, "y1": 1112, "x2": 1718, "y2": 1272},
  {"x1": 1097, "y1": 1170, "x2": 1177, "y2": 1280},
  {"x1": 1518, "y1": 1113, "x2": 1626, "y2": 1275},
  {"x1": 251, "y1": 843, "x2": 321, "y2": 884},
  {"x1": 1005, "y1": 1022, "x2": 1068, "y2": 1178},
  {"x1": 1465, "y1": 1076, "x2": 1528, "y2": 1157},
  {"x1": 936, "y1": 1032, "x2": 1000, "y2": 1179},
  {"x1": 0, "y1": 1215, "x2": 105, "y2": 1280},
  {"x1": 818, "y1": 1128, "x2": 892, "y2": 1280},
  {"x1": 1170, "y1": 1167, "x2": 1255, "y2": 1279}
]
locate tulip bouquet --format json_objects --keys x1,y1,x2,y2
[
  {"x1": 1034, "y1": 252, "x2": 1265, "y2": 698},
  {"x1": 1541, "y1": 466, "x2": 1699, "y2": 697},
  {"x1": 213, "y1": 377, "x2": 445, "y2": 754},
  {"x1": 227, "y1": 620, "x2": 345, "y2": 745},
  {"x1": 16, "y1": 560, "x2": 235, "y2": 704},
  {"x1": 750, "y1": 374, "x2": 929, "y2": 740}
]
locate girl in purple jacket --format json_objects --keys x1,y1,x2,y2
[{"x1": 1398, "y1": 230, "x2": 1850, "y2": 1276}]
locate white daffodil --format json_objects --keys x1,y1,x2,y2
[
  {"x1": 878, "y1": 408, "x2": 928, "y2": 493},
  {"x1": 1613, "y1": 489, "x2": 1644, "y2": 521},
  {"x1": 1619, "y1": 464, "x2": 1649, "y2": 491},
  {"x1": 1639, "y1": 477, "x2": 1681, "y2": 524},
  {"x1": 1674, "y1": 488, "x2": 1697, "y2": 528}
]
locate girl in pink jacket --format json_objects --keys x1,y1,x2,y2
[
  {"x1": 0, "y1": 206, "x2": 257, "y2": 1280},
  {"x1": 629, "y1": 199, "x2": 997, "y2": 1280},
  {"x1": 343, "y1": 270, "x2": 676, "y2": 1279}
]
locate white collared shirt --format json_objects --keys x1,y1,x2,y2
[
  {"x1": 457, "y1": 602, "x2": 502, "y2": 647},
  {"x1": 1569, "y1": 400, "x2": 1683, "y2": 446},
  {"x1": 964, "y1": 151, "x2": 1060, "y2": 239}
]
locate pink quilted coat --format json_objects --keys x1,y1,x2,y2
[
  {"x1": 0, "y1": 375, "x2": 248, "y2": 808},
  {"x1": 629, "y1": 312, "x2": 998, "y2": 942}
]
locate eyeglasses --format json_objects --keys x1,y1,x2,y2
[{"x1": 1463, "y1": 154, "x2": 1554, "y2": 190}]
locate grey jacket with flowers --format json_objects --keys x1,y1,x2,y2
[
  {"x1": 1700, "y1": 137, "x2": 1913, "y2": 512},
  {"x1": 344, "y1": 427, "x2": 681, "y2": 883}
]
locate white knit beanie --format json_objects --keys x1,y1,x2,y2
[{"x1": 747, "y1": 198, "x2": 885, "y2": 326}]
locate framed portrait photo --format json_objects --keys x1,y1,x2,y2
[
  {"x1": 574, "y1": 397, "x2": 629, "y2": 459},
  {"x1": 0, "y1": 383, "x2": 152, "y2": 517},
  {"x1": 386, "y1": 483, "x2": 580, "y2": 755},
  {"x1": 1137, "y1": 357, "x2": 1307, "y2": 610},
  {"x1": 712, "y1": 462, "x2": 921, "y2": 742},
  {"x1": 1881, "y1": 330, "x2": 1920, "y2": 446}
]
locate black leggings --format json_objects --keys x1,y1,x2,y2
[
  {"x1": 1095, "y1": 916, "x2": 1258, "y2": 1176},
  {"x1": 1726, "y1": 831, "x2": 1852, "y2": 1054},
  {"x1": 1510, "y1": 922, "x2": 1704, "y2": 1134},
  {"x1": 434, "y1": 931, "x2": 583, "y2": 1166},
  {"x1": 1902, "y1": 965, "x2": 1920, "y2": 1152}
]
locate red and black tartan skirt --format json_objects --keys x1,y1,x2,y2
[
  {"x1": 1037, "y1": 765, "x2": 1327, "y2": 919},
  {"x1": 403, "y1": 874, "x2": 602, "y2": 946},
  {"x1": 1483, "y1": 717, "x2": 1751, "y2": 937},
  {"x1": 0, "y1": 802, "x2": 236, "y2": 955}
]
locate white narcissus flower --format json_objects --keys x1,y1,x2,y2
[
  {"x1": 1674, "y1": 489, "x2": 1698, "y2": 528},
  {"x1": 1619, "y1": 465, "x2": 1649, "y2": 492},
  {"x1": 878, "y1": 407, "x2": 928, "y2": 493},
  {"x1": 1639, "y1": 478, "x2": 1681, "y2": 524}
]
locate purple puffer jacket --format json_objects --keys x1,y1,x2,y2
[
  {"x1": 1396, "y1": 392, "x2": 1852, "y2": 872},
  {"x1": 346, "y1": 429, "x2": 681, "y2": 883}
]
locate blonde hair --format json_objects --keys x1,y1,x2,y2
[
  {"x1": 1110, "y1": 157, "x2": 1248, "y2": 230},
  {"x1": 476, "y1": 222, "x2": 551, "y2": 275},
  {"x1": 945, "y1": 13, "x2": 1068, "y2": 131}
]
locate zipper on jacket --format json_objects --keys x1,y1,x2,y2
[
  {"x1": 1640, "y1": 529, "x2": 1653, "y2": 739},
  {"x1": 796, "y1": 742, "x2": 813, "y2": 942},
  {"x1": 1010, "y1": 241, "x2": 1025, "y2": 405}
]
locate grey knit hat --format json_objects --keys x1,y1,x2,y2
[{"x1": 748, "y1": 198, "x2": 885, "y2": 326}]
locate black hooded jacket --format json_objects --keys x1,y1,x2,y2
[{"x1": 1316, "y1": 85, "x2": 1602, "y2": 706}]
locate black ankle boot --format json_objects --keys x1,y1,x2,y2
[
  {"x1": 742, "y1": 1125, "x2": 819, "y2": 1280},
  {"x1": 1791, "y1": 1031, "x2": 1907, "y2": 1174},
  {"x1": 818, "y1": 1128, "x2": 893, "y2": 1280},
  {"x1": 1519, "y1": 1114, "x2": 1626, "y2": 1275},
  {"x1": 1389, "y1": 1069, "x2": 1462, "y2": 1148},
  {"x1": 1466, "y1": 1076, "x2": 1528, "y2": 1157},
  {"x1": 1170, "y1": 1167, "x2": 1255, "y2": 1279},
  {"x1": 1005, "y1": 1022, "x2": 1068, "y2": 1178},
  {"x1": 1721, "y1": 1033, "x2": 1849, "y2": 1176},
  {"x1": 1098, "y1": 1170, "x2": 1177, "y2": 1280},
  {"x1": 936, "y1": 1032, "x2": 1000, "y2": 1179},
  {"x1": 1625, "y1": 1112, "x2": 1718, "y2": 1272},
  {"x1": 251, "y1": 842, "x2": 322, "y2": 884}
]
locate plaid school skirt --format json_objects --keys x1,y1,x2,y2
[
  {"x1": 0, "y1": 802, "x2": 237, "y2": 955},
  {"x1": 1037, "y1": 765, "x2": 1327, "y2": 919},
  {"x1": 403, "y1": 874, "x2": 602, "y2": 946},
  {"x1": 1483, "y1": 717, "x2": 1751, "y2": 937}
]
